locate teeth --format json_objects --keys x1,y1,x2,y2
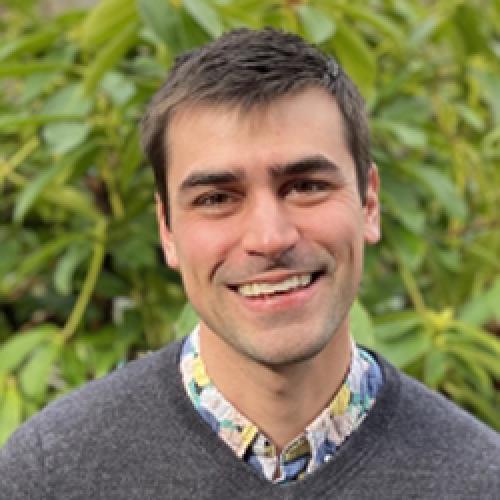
[{"x1": 237, "y1": 274, "x2": 313, "y2": 297}]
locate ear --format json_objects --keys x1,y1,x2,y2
[
  {"x1": 155, "y1": 193, "x2": 179, "y2": 269},
  {"x1": 363, "y1": 163, "x2": 381, "y2": 245}
]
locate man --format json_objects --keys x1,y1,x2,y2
[{"x1": 1, "y1": 28, "x2": 499, "y2": 499}]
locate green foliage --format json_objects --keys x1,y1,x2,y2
[{"x1": 1, "y1": 0, "x2": 499, "y2": 444}]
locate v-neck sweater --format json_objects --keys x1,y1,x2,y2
[{"x1": 1, "y1": 339, "x2": 499, "y2": 499}]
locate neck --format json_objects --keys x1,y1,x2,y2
[{"x1": 199, "y1": 322, "x2": 352, "y2": 451}]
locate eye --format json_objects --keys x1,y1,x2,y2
[
  {"x1": 192, "y1": 191, "x2": 237, "y2": 208},
  {"x1": 284, "y1": 179, "x2": 332, "y2": 196},
  {"x1": 295, "y1": 180, "x2": 328, "y2": 192}
]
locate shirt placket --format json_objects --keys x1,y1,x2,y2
[{"x1": 276, "y1": 435, "x2": 312, "y2": 482}]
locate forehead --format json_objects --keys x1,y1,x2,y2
[{"x1": 167, "y1": 87, "x2": 354, "y2": 187}]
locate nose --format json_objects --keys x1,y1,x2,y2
[{"x1": 241, "y1": 194, "x2": 300, "y2": 258}]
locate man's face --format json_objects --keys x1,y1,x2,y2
[{"x1": 158, "y1": 87, "x2": 380, "y2": 366}]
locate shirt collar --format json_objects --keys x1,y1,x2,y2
[{"x1": 179, "y1": 325, "x2": 382, "y2": 482}]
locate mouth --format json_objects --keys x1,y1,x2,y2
[{"x1": 229, "y1": 271, "x2": 324, "y2": 299}]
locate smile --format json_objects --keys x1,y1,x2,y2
[{"x1": 235, "y1": 272, "x2": 322, "y2": 298}]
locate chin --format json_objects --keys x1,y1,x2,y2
[{"x1": 242, "y1": 333, "x2": 333, "y2": 368}]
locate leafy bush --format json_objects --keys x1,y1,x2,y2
[{"x1": 1, "y1": 0, "x2": 499, "y2": 444}]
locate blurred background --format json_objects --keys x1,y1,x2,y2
[{"x1": 1, "y1": 0, "x2": 499, "y2": 443}]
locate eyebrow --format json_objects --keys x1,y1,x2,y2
[
  {"x1": 179, "y1": 170, "x2": 244, "y2": 191},
  {"x1": 178, "y1": 154, "x2": 341, "y2": 192},
  {"x1": 269, "y1": 154, "x2": 341, "y2": 178}
]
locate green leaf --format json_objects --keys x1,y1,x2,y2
[
  {"x1": 19, "y1": 73, "x2": 58, "y2": 105},
  {"x1": 473, "y1": 70, "x2": 500, "y2": 126},
  {"x1": 42, "y1": 122, "x2": 92, "y2": 156},
  {"x1": 100, "y1": 72, "x2": 136, "y2": 106},
  {"x1": 412, "y1": 167, "x2": 467, "y2": 220},
  {"x1": 174, "y1": 302, "x2": 198, "y2": 340},
  {"x1": 375, "y1": 120, "x2": 427, "y2": 149},
  {"x1": 481, "y1": 126, "x2": 500, "y2": 159},
  {"x1": 13, "y1": 161, "x2": 67, "y2": 223},
  {"x1": 0, "y1": 325, "x2": 57, "y2": 376},
  {"x1": 330, "y1": 23, "x2": 375, "y2": 99},
  {"x1": 384, "y1": 223, "x2": 427, "y2": 271},
  {"x1": 183, "y1": 0, "x2": 224, "y2": 38},
  {"x1": 83, "y1": 21, "x2": 139, "y2": 94},
  {"x1": 11, "y1": 141, "x2": 99, "y2": 222},
  {"x1": 445, "y1": 345, "x2": 500, "y2": 378},
  {"x1": 377, "y1": 96, "x2": 431, "y2": 124},
  {"x1": 382, "y1": 191, "x2": 426, "y2": 234},
  {"x1": 17, "y1": 141, "x2": 97, "y2": 222},
  {"x1": 0, "y1": 233, "x2": 88, "y2": 293},
  {"x1": 91, "y1": 271, "x2": 125, "y2": 300},
  {"x1": 408, "y1": 16, "x2": 441, "y2": 47},
  {"x1": 444, "y1": 383, "x2": 499, "y2": 431},
  {"x1": 375, "y1": 330, "x2": 431, "y2": 368},
  {"x1": 111, "y1": 237, "x2": 156, "y2": 270},
  {"x1": 58, "y1": 346, "x2": 87, "y2": 387},
  {"x1": 434, "y1": 248, "x2": 461, "y2": 273},
  {"x1": 349, "y1": 300, "x2": 375, "y2": 348},
  {"x1": 453, "y1": 5, "x2": 491, "y2": 56},
  {"x1": 19, "y1": 341, "x2": 60, "y2": 400},
  {"x1": 296, "y1": 5, "x2": 335, "y2": 45},
  {"x1": 94, "y1": 350, "x2": 123, "y2": 378},
  {"x1": 41, "y1": 83, "x2": 92, "y2": 116},
  {"x1": 452, "y1": 359, "x2": 494, "y2": 398},
  {"x1": 333, "y1": 5, "x2": 403, "y2": 45},
  {"x1": 423, "y1": 349, "x2": 448, "y2": 388},
  {"x1": 0, "y1": 239, "x2": 22, "y2": 281},
  {"x1": 0, "y1": 379, "x2": 22, "y2": 446},
  {"x1": 466, "y1": 243, "x2": 500, "y2": 270},
  {"x1": 374, "y1": 311, "x2": 423, "y2": 341},
  {"x1": 458, "y1": 278, "x2": 500, "y2": 325},
  {"x1": 0, "y1": 61, "x2": 71, "y2": 77},
  {"x1": 442, "y1": 324, "x2": 500, "y2": 358},
  {"x1": 0, "y1": 114, "x2": 84, "y2": 130},
  {"x1": 80, "y1": 0, "x2": 138, "y2": 50},
  {"x1": 43, "y1": 187, "x2": 100, "y2": 220},
  {"x1": 53, "y1": 243, "x2": 91, "y2": 296},
  {"x1": 137, "y1": 0, "x2": 180, "y2": 46},
  {"x1": 0, "y1": 27, "x2": 60, "y2": 62},
  {"x1": 456, "y1": 103, "x2": 484, "y2": 131},
  {"x1": 119, "y1": 130, "x2": 143, "y2": 190}
]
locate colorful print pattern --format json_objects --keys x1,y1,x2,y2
[{"x1": 180, "y1": 327, "x2": 383, "y2": 483}]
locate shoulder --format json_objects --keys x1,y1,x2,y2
[
  {"x1": 0, "y1": 340, "x2": 185, "y2": 498},
  {"x1": 396, "y1": 365, "x2": 499, "y2": 449},
  {"x1": 29, "y1": 339, "x2": 182, "y2": 434},
  {"x1": 369, "y1": 355, "x2": 500, "y2": 494}
]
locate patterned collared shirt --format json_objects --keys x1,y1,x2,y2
[{"x1": 179, "y1": 327, "x2": 383, "y2": 483}]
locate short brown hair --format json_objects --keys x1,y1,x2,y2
[{"x1": 141, "y1": 28, "x2": 371, "y2": 224}]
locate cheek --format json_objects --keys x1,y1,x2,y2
[
  {"x1": 298, "y1": 203, "x2": 364, "y2": 252},
  {"x1": 174, "y1": 218, "x2": 238, "y2": 278}
]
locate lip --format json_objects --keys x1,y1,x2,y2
[
  {"x1": 228, "y1": 271, "x2": 325, "y2": 314},
  {"x1": 228, "y1": 269, "x2": 322, "y2": 288}
]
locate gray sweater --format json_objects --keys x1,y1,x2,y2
[{"x1": 1, "y1": 340, "x2": 499, "y2": 499}]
